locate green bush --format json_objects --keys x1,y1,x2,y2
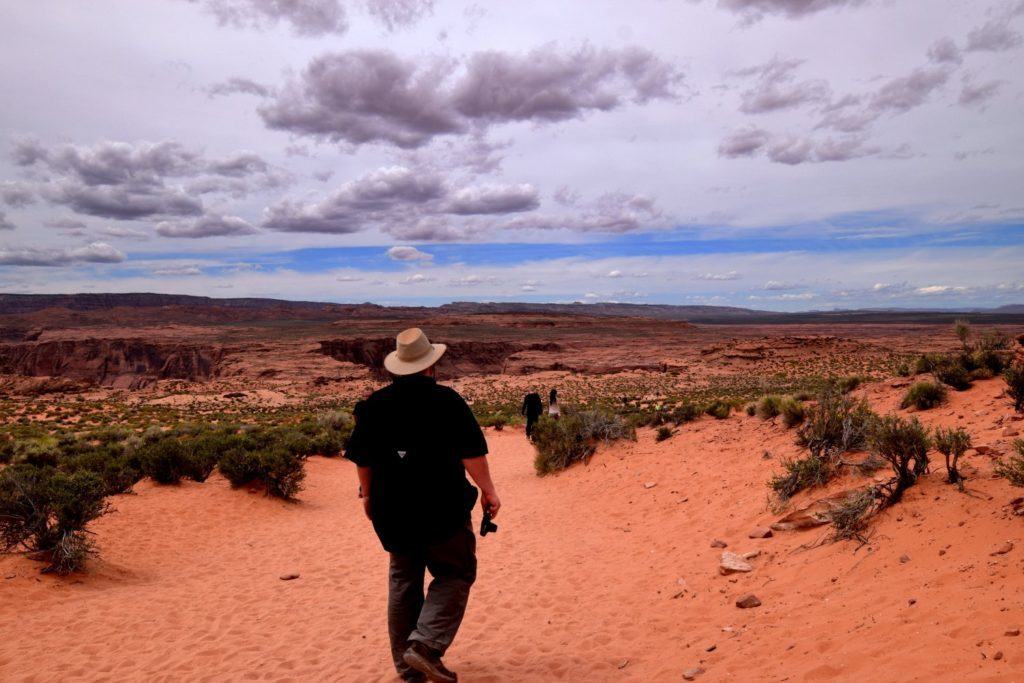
[
  {"x1": 655, "y1": 426, "x2": 673, "y2": 442},
  {"x1": 755, "y1": 395, "x2": 783, "y2": 419},
  {"x1": 770, "y1": 453, "x2": 836, "y2": 501},
  {"x1": 1005, "y1": 366, "x2": 1024, "y2": 412},
  {"x1": 934, "y1": 426, "x2": 971, "y2": 485},
  {"x1": 994, "y1": 439, "x2": 1024, "y2": 486},
  {"x1": 705, "y1": 400, "x2": 731, "y2": 420},
  {"x1": 796, "y1": 389, "x2": 875, "y2": 460},
  {"x1": 913, "y1": 353, "x2": 944, "y2": 375},
  {"x1": 935, "y1": 361, "x2": 972, "y2": 391},
  {"x1": 137, "y1": 439, "x2": 190, "y2": 485},
  {"x1": 62, "y1": 445, "x2": 142, "y2": 496},
  {"x1": 868, "y1": 415, "x2": 931, "y2": 504},
  {"x1": 971, "y1": 349, "x2": 1006, "y2": 375},
  {"x1": 533, "y1": 409, "x2": 635, "y2": 475},
  {"x1": 779, "y1": 396, "x2": 806, "y2": 428},
  {"x1": 900, "y1": 381, "x2": 947, "y2": 410},
  {"x1": 896, "y1": 362, "x2": 911, "y2": 377},
  {"x1": 218, "y1": 447, "x2": 262, "y2": 487},
  {"x1": 216, "y1": 446, "x2": 306, "y2": 499},
  {"x1": 0, "y1": 465, "x2": 109, "y2": 574},
  {"x1": 671, "y1": 402, "x2": 703, "y2": 425}
]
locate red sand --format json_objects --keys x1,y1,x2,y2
[{"x1": 2, "y1": 378, "x2": 1023, "y2": 681}]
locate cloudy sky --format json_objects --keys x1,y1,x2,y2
[{"x1": 1, "y1": 0, "x2": 1022, "y2": 310}]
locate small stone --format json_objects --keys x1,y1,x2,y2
[
  {"x1": 741, "y1": 550, "x2": 761, "y2": 560},
  {"x1": 899, "y1": 554, "x2": 911, "y2": 564},
  {"x1": 617, "y1": 659, "x2": 629, "y2": 670},
  {"x1": 4, "y1": 574, "x2": 15, "y2": 580},
  {"x1": 682, "y1": 667, "x2": 705, "y2": 681},
  {"x1": 710, "y1": 539, "x2": 728, "y2": 548},
  {"x1": 748, "y1": 527, "x2": 773, "y2": 539},
  {"x1": 991, "y1": 542, "x2": 1014, "y2": 556},
  {"x1": 1005, "y1": 629, "x2": 1020, "y2": 637},
  {"x1": 908, "y1": 598, "x2": 917, "y2": 606},
  {"x1": 1003, "y1": 427, "x2": 1020, "y2": 437},
  {"x1": 975, "y1": 445, "x2": 994, "y2": 455},
  {"x1": 719, "y1": 552, "x2": 754, "y2": 575},
  {"x1": 735, "y1": 594, "x2": 761, "y2": 609},
  {"x1": 994, "y1": 651, "x2": 1004, "y2": 661},
  {"x1": 644, "y1": 481, "x2": 657, "y2": 489},
  {"x1": 279, "y1": 573, "x2": 300, "y2": 581}
]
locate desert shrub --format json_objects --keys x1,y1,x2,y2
[
  {"x1": 978, "y1": 328, "x2": 1010, "y2": 351},
  {"x1": 258, "y1": 448, "x2": 306, "y2": 499},
  {"x1": 137, "y1": 439, "x2": 190, "y2": 484},
  {"x1": 934, "y1": 426, "x2": 971, "y2": 486},
  {"x1": 218, "y1": 447, "x2": 262, "y2": 487},
  {"x1": 0, "y1": 465, "x2": 109, "y2": 574},
  {"x1": 756, "y1": 395, "x2": 783, "y2": 419},
  {"x1": 62, "y1": 445, "x2": 142, "y2": 496},
  {"x1": 745, "y1": 403, "x2": 756, "y2": 416},
  {"x1": 769, "y1": 453, "x2": 836, "y2": 501},
  {"x1": 14, "y1": 440, "x2": 61, "y2": 468},
  {"x1": 994, "y1": 439, "x2": 1024, "y2": 487},
  {"x1": 868, "y1": 415, "x2": 931, "y2": 505},
  {"x1": 900, "y1": 381, "x2": 947, "y2": 410},
  {"x1": 971, "y1": 349, "x2": 1006, "y2": 375},
  {"x1": 1005, "y1": 366, "x2": 1024, "y2": 412},
  {"x1": 780, "y1": 397, "x2": 806, "y2": 428},
  {"x1": 935, "y1": 360, "x2": 972, "y2": 391},
  {"x1": 705, "y1": 400, "x2": 731, "y2": 420},
  {"x1": 830, "y1": 488, "x2": 877, "y2": 542},
  {"x1": 913, "y1": 353, "x2": 944, "y2": 375},
  {"x1": 796, "y1": 389, "x2": 875, "y2": 460},
  {"x1": 671, "y1": 402, "x2": 703, "y2": 424},
  {"x1": 533, "y1": 409, "x2": 635, "y2": 475},
  {"x1": 896, "y1": 362, "x2": 911, "y2": 377},
  {"x1": 655, "y1": 426, "x2": 673, "y2": 442},
  {"x1": 968, "y1": 367, "x2": 995, "y2": 381},
  {"x1": 954, "y1": 319, "x2": 972, "y2": 351},
  {"x1": 834, "y1": 375, "x2": 861, "y2": 394},
  {"x1": 0, "y1": 440, "x2": 13, "y2": 465}
]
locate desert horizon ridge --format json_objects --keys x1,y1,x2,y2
[{"x1": 3, "y1": 294, "x2": 1024, "y2": 681}]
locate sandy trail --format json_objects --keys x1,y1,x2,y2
[{"x1": 2, "y1": 379, "x2": 1023, "y2": 681}]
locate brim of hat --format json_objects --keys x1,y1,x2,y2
[{"x1": 383, "y1": 343, "x2": 447, "y2": 376}]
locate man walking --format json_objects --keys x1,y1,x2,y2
[
  {"x1": 521, "y1": 391, "x2": 543, "y2": 440},
  {"x1": 346, "y1": 328, "x2": 501, "y2": 682}
]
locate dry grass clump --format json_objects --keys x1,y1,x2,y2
[
  {"x1": 533, "y1": 409, "x2": 635, "y2": 476},
  {"x1": 994, "y1": 439, "x2": 1024, "y2": 487},
  {"x1": 900, "y1": 381, "x2": 947, "y2": 410},
  {"x1": 830, "y1": 488, "x2": 877, "y2": 542},
  {"x1": 779, "y1": 396, "x2": 806, "y2": 428},
  {"x1": 755, "y1": 395, "x2": 784, "y2": 419}
]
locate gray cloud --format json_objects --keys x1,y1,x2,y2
[
  {"x1": 44, "y1": 217, "x2": 88, "y2": 230},
  {"x1": 386, "y1": 245, "x2": 432, "y2": 260},
  {"x1": 156, "y1": 214, "x2": 259, "y2": 238},
  {"x1": 364, "y1": 0, "x2": 434, "y2": 31},
  {"x1": 735, "y1": 58, "x2": 830, "y2": 114},
  {"x1": 959, "y1": 78, "x2": 1003, "y2": 107},
  {"x1": 259, "y1": 45, "x2": 680, "y2": 149},
  {"x1": 714, "y1": 0, "x2": 866, "y2": 22},
  {"x1": 717, "y1": 127, "x2": 771, "y2": 157},
  {"x1": 207, "y1": 77, "x2": 273, "y2": 98},
  {"x1": 501, "y1": 192, "x2": 664, "y2": 233},
  {"x1": 100, "y1": 225, "x2": 150, "y2": 239},
  {"x1": 695, "y1": 271, "x2": 740, "y2": 280},
  {"x1": 183, "y1": 0, "x2": 349, "y2": 36},
  {"x1": 153, "y1": 265, "x2": 203, "y2": 276},
  {"x1": 927, "y1": 37, "x2": 963, "y2": 65},
  {"x1": 0, "y1": 241, "x2": 125, "y2": 266},
  {"x1": 446, "y1": 183, "x2": 539, "y2": 215},
  {"x1": 12, "y1": 140, "x2": 287, "y2": 221},
  {"x1": 0, "y1": 181, "x2": 35, "y2": 208},
  {"x1": 870, "y1": 66, "x2": 952, "y2": 114},
  {"x1": 966, "y1": 18, "x2": 1022, "y2": 52},
  {"x1": 0, "y1": 210, "x2": 14, "y2": 231}
]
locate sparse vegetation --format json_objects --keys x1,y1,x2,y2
[
  {"x1": 1006, "y1": 366, "x2": 1024, "y2": 413},
  {"x1": 655, "y1": 426, "x2": 673, "y2": 442},
  {"x1": 935, "y1": 360, "x2": 972, "y2": 391},
  {"x1": 755, "y1": 395, "x2": 783, "y2": 419},
  {"x1": 779, "y1": 396, "x2": 806, "y2": 428},
  {"x1": 900, "y1": 381, "x2": 947, "y2": 410},
  {"x1": 834, "y1": 375, "x2": 861, "y2": 394},
  {"x1": 533, "y1": 409, "x2": 635, "y2": 475},
  {"x1": 994, "y1": 439, "x2": 1024, "y2": 487},
  {"x1": 769, "y1": 452, "x2": 837, "y2": 501},
  {"x1": 868, "y1": 414, "x2": 931, "y2": 505},
  {"x1": 705, "y1": 400, "x2": 731, "y2": 420},
  {"x1": 796, "y1": 390, "x2": 874, "y2": 461},
  {"x1": 830, "y1": 488, "x2": 877, "y2": 542},
  {"x1": 934, "y1": 426, "x2": 971, "y2": 487}
]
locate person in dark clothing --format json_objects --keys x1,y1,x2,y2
[
  {"x1": 346, "y1": 328, "x2": 501, "y2": 683},
  {"x1": 521, "y1": 391, "x2": 543, "y2": 439}
]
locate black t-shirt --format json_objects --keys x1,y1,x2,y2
[{"x1": 345, "y1": 375, "x2": 488, "y2": 553}]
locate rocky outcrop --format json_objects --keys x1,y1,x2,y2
[
  {"x1": 0, "y1": 339, "x2": 223, "y2": 389},
  {"x1": 317, "y1": 338, "x2": 562, "y2": 378}
]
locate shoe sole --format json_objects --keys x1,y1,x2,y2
[{"x1": 402, "y1": 649, "x2": 457, "y2": 683}]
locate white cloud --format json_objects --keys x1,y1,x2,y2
[{"x1": 387, "y1": 245, "x2": 433, "y2": 261}]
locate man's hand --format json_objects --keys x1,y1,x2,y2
[{"x1": 481, "y1": 488, "x2": 501, "y2": 518}]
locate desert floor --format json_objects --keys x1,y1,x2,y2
[{"x1": 2, "y1": 378, "x2": 1023, "y2": 682}]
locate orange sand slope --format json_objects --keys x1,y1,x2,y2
[{"x1": 2, "y1": 378, "x2": 1023, "y2": 682}]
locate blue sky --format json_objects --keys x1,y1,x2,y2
[{"x1": 1, "y1": 1, "x2": 1023, "y2": 309}]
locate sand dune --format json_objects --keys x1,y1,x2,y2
[{"x1": 2, "y1": 378, "x2": 1022, "y2": 681}]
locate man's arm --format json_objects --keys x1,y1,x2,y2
[
  {"x1": 463, "y1": 456, "x2": 501, "y2": 518},
  {"x1": 357, "y1": 466, "x2": 372, "y2": 520}
]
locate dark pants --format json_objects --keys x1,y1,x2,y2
[
  {"x1": 525, "y1": 414, "x2": 539, "y2": 439},
  {"x1": 388, "y1": 525, "x2": 477, "y2": 678}
]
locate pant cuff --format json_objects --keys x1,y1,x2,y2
[{"x1": 408, "y1": 632, "x2": 448, "y2": 654}]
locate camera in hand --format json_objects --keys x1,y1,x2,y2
[{"x1": 480, "y1": 511, "x2": 498, "y2": 537}]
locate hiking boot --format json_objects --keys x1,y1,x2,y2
[
  {"x1": 402, "y1": 641, "x2": 458, "y2": 683},
  {"x1": 400, "y1": 671, "x2": 427, "y2": 682}
]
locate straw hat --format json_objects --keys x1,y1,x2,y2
[{"x1": 384, "y1": 328, "x2": 447, "y2": 376}]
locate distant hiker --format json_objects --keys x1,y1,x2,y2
[
  {"x1": 346, "y1": 328, "x2": 501, "y2": 683},
  {"x1": 548, "y1": 388, "x2": 560, "y2": 420},
  {"x1": 521, "y1": 391, "x2": 543, "y2": 439}
]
